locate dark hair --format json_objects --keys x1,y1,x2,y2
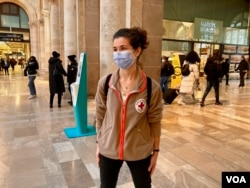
[
  {"x1": 29, "y1": 56, "x2": 37, "y2": 62},
  {"x1": 113, "y1": 27, "x2": 149, "y2": 69},
  {"x1": 185, "y1": 50, "x2": 200, "y2": 64},
  {"x1": 162, "y1": 56, "x2": 168, "y2": 61},
  {"x1": 113, "y1": 27, "x2": 149, "y2": 52}
]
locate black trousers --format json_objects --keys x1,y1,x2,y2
[
  {"x1": 99, "y1": 154, "x2": 152, "y2": 188},
  {"x1": 220, "y1": 73, "x2": 229, "y2": 85},
  {"x1": 239, "y1": 72, "x2": 246, "y2": 86},
  {"x1": 202, "y1": 79, "x2": 220, "y2": 102},
  {"x1": 50, "y1": 93, "x2": 62, "y2": 106}
]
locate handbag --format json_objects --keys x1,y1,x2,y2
[
  {"x1": 181, "y1": 64, "x2": 190, "y2": 76},
  {"x1": 195, "y1": 86, "x2": 203, "y2": 99}
]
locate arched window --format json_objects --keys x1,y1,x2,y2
[
  {"x1": 224, "y1": 12, "x2": 249, "y2": 45},
  {"x1": 0, "y1": 2, "x2": 29, "y2": 30}
]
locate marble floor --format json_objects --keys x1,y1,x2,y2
[{"x1": 0, "y1": 66, "x2": 250, "y2": 188}]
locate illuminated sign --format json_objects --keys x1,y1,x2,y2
[
  {"x1": 0, "y1": 33, "x2": 23, "y2": 42},
  {"x1": 194, "y1": 18, "x2": 223, "y2": 42}
]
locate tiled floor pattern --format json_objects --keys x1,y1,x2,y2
[{"x1": 0, "y1": 67, "x2": 250, "y2": 188}]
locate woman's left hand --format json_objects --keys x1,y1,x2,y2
[{"x1": 148, "y1": 152, "x2": 159, "y2": 176}]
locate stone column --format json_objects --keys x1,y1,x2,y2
[
  {"x1": 99, "y1": 0, "x2": 126, "y2": 77},
  {"x1": 64, "y1": 0, "x2": 77, "y2": 60},
  {"x1": 85, "y1": 0, "x2": 99, "y2": 96},
  {"x1": 29, "y1": 21, "x2": 38, "y2": 59},
  {"x1": 99, "y1": 0, "x2": 163, "y2": 81},
  {"x1": 42, "y1": 9, "x2": 50, "y2": 71},
  {"x1": 50, "y1": 0, "x2": 60, "y2": 52},
  {"x1": 37, "y1": 0, "x2": 50, "y2": 71},
  {"x1": 136, "y1": 0, "x2": 164, "y2": 81}
]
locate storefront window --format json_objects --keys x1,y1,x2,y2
[
  {"x1": 224, "y1": 28, "x2": 248, "y2": 45},
  {"x1": 162, "y1": 40, "x2": 191, "y2": 58}
]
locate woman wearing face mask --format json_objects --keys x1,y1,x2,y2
[{"x1": 95, "y1": 27, "x2": 163, "y2": 188}]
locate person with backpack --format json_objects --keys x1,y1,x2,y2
[
  {"x1": 95, "y1": 27, "x2": 163, "y2": 188},
  {"x1": 178, "y1": 50, "x2": 200, "y2": 105},
  {"x1": 160, "y1": 56, "x2": 174, "y2": 93}
]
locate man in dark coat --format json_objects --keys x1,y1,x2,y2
[
  {"x1": 67, "y1": 55, "x2": 78, "y2": 105},
  {"x1": 235, "y1": 55, "x2": 249, "y2": 87},
  {"x1": 160, "y1": 56, "x2": 174, "y2": 93},
  {"x1": 200, "y1": 57, "x2": 223, "y2": 107},
  {"x1": 48, "y1": 51, "x2": 67, "y2": 108}
]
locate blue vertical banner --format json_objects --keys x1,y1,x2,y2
[{"x1": 64, "y1": 52, "x2": 96, "y2": 138}]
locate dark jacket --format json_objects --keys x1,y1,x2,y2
[
  {"x1": 48, "y1": 57, "x2": 67, "y2": 94},
  {"x1": 236, "y1": 59, "x2": 249, "y2": 73},
  {"x1": 204, "y1": 58, "x2": 222, "y2": 80},
  {"x1": 25, "y1": 60, "x2": 39, "y2": 75},
  {"x1": 0, "y1": 59, "x2": 4, "y2": 68},
  {"x1": 67, "y1": 61, "x2": 78, "y2": 84},
  {"x1": 160, "y1": 62, "x2": 174, "y2": 77},
  {"x1": 3, "y1": 59, "x2": 10, "y2": 68},
  {"x1": 221, "y1": 60, "x2": 230, "y2": 74}
]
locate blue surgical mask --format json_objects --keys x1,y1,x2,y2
[{"x1": 113, "y1": 50, "x2": 134, "y2": 69}]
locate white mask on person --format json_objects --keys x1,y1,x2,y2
[{"x1": 113, "y1": 50, "x2": 135, "y2": 69}]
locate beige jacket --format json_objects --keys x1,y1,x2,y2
[{"x1": 95, "y1": 69, "x2": 163, "y2": 161}]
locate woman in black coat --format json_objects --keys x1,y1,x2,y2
[{"x1": 48, "y1": 51, "x2": 67, "y2": 108}]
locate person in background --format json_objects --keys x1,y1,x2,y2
[
  {"x1": 9, "y1": 57, "x2": 17, "y2": 71},
  {"x1": 0, "y1": 57, "x2": 3, "y2": 71},
  {"x1": 160, "y1": 56, "x2": 174, "y2": 94},
  {"x1": 2, "y1": 58, "x2": 10, "y2": 75},
  {"x1": 178, "y1": 50, "x2": 200, "y2": 105},
  {"x1": 67, "y1": 55, "x2": 78, "y2": 105},
  {"x1": 95, "y1": 27, "x2": 163, "y2": 188},
  {"x1": 19, "y1": 58, "x2": 26, "y2": 69},
  {"x1": 220, "y1": 58, "x2": 230, "y2": 85},
  {"x1": 235, "y1": 55, "x2": 249, "y2": 87},
  {"x1": 24, "y1": 56, "x2": 39, "y2": 99},
  {"x1": 200, "y1": 56, "x2": 223, "y2": 107},
  {"x1": 48, "y1": 51, "x2": 67, "y2": 108}
]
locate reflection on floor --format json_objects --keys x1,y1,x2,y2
[{"x1": 0, "y1": 66, "x2": 250, "y2": 188}]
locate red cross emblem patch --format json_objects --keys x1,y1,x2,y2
[{"x1": 135, "y1": 99, "x2": 146, "y2": 113}]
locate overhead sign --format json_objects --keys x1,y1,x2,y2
[
  {"x1": 194, "y1": 18, "x2": 223, "y2": 42},
  {"x1": 0, "y1": 33, "x2": 23, "y2": 42}
]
